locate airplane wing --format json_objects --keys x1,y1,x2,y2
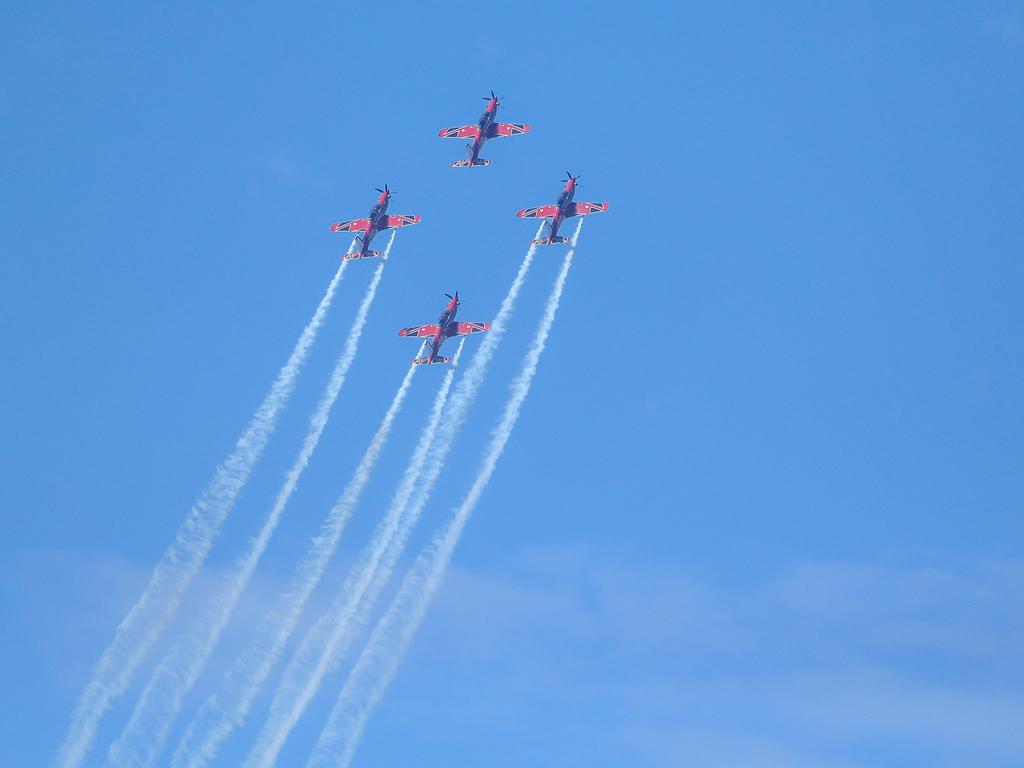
[
  {"x1": 451, "y1": 321, "x2": 491, "y2": 336},
  {"x1": 438, "y1": 125, "x2": 480, "y2": 139},
  {"x1": 398, "y1": 324, "x2": 440, "y2": 338},
  {"x1": 330, "y1": 218, "x2": 372, "y2": 233},
  {"x1": 487, "y1": 122, "x2": 531, "y2": 138},
  {"x1": 384, "y1": 214, "x2": 421, "y2": 229},
  {"x1": 517, "y1": 204, "x2": 560, "y2": 219},
  {"x1": 569, "y1": 202, "x2": 609, "y2": 217}
]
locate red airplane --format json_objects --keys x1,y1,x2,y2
[
  {"x1": 438, "y1": 91, "x2": 530, "y2": 168},
  {"x1": 329, "y1": 185, "x2": 421, "y2": 260},
  {"x1": 397, "y1": 292, "x2": 490, "y2": 366},
  {"x1": 517, "y1": 173, "x2": 609, "y2": 245}
]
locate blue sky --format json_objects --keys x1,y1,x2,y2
[{"x1": 2, "y1": 1, "x2": 1023, "y2": 766}]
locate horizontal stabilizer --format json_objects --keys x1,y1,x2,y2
[
  {"x1": 530, "y1": 236, "x2": 570, "y2": 245},
  {"x1": 451, "y1": 158, "x2": 492, "y2": 168},
  {"x1": 342, "y1": 250, "x2": 381, "y2": 260},
  {"x1": 411, "y1": 355, "x2": 451, "y2": 366}
]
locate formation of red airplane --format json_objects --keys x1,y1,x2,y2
[
  {"x1": 328, "y1": 93, "x2": 607, "y2": 366},
  {"x1": 397, "y1": 292, "x2": 490, "y2": 366},
  {"x1": 517, "y1": 173, "x2": 609, "y2": 245},
  {"x1": 329, "y1": 185, "x2": 421, "y2": 260},
  {"x1": 438, "y1": 91, "x2": 530, "y2": 168}
]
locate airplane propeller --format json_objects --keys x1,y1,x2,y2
[
  {"x1": 444, "y1": 291, "x2": 461, "y2": 305},
  {"x1": 375, "y1": 184, "x2": 391, "y2": 195}
]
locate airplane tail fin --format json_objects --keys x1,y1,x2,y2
[
  {"x1": 451, "y1": 158, "x2": 491, "y2": 168},
  {"x1": 342, "y1": 250, "x2": 382, "y2": 261},
  {"x1": 530, "y1": 236, "x2": 570, "y2": 245},
  {"x1": 411, "y1": 355, "x2": 451, "y2": 366}
]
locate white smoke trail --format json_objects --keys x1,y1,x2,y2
[
  {"x1": 104, "y1": 236, "x2": 393, "y2": 768},
  {"x1": 169, "y1": 360, "x2": 423, "y2": 768},
  {"x1": 243, "y1": 338, "x2": 466, "y2": 768},
  {"x1": 246, "y1": 226, "x2": 544, "y2": 768},
  {"x1": 165, "y1": 248, "x2": 409, "y2": 768},
  {"x1": 307, "y1": 219, "x2": 583, "y2": 768},
  {"x1": 55, "y1": 241, "x2": 356, "y2": 768}
]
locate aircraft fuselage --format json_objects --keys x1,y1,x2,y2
[
  {"x1": 358, "y1": 196, "x2": 389, "y2": 255},
  {"x1": 431, "y1": 298, "x2": 460, "y2": 359},
  {"x1": 468, "y1": 101, "x2": 498, "y2": 164},
  {"x1": 549, "y1": 184, "x2": 576, "y2": 241}
]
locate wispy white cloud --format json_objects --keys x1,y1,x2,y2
[
  {"x1": 25, "y1": 541, "x2": 1024, "y2": 767},
  {"x1": 411, "y1": 551, "x2": 1024, "y2": 768},
  {"x1": 618, "y1": 724, "x2": 859, "y2": 768}
]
